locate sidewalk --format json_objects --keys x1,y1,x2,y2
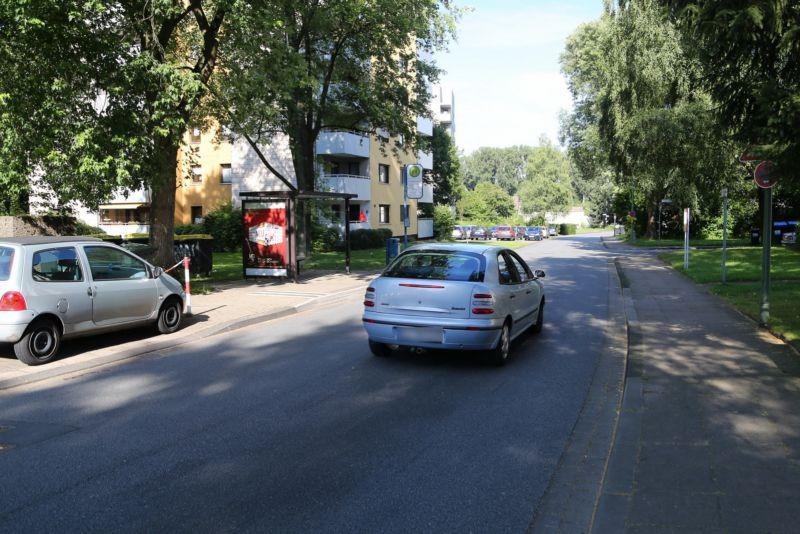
[
  {"x1": 0, "y1": 269, "x2": 375, "y2": 390},
  {"x1": 594, "y1": 239, "x2": 800, "y2": 532}
]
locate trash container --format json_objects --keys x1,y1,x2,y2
[
  {"x1": 750, "y1": 228, "x2": 760, "y2": 246},
  {"x1": 386, "y1": 237, "x2": 400, "y2": 264}
]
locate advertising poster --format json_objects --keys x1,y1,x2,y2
[{"x1": 243, "y1": 201, "x2": 288, "y2": 277}]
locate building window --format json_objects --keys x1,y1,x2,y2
[
  {"x1": 221, "y1": 164, "x2": 232, "y2": 184},
  {"x1": 379, "y1": 204, "x2": 390, "y2": 224},
  {"x1": 191, "y1": 165, "x2": 202, "y2": 183},
  {"x1": 348, "y1": 161, "x2": 360, "y2": 175},
  {"x1": 191, "y1": 206, "x2": 203, "y2": 224},
  {"x1": 191, "y1": 128, "x2": 201, "y2": 144},
  {"x1": 379, "y1": 164, "x2": 389, "y2": 184}
]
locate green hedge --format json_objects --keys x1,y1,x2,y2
[
  {"x1": 559, "y1": 223, "x2": 577, "y2": 235},
  {"x1": 347, "y1": 228, "x2": 394, "y2": 250}
]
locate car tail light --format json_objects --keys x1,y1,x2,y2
[
  {"x1": 471, "y1": 292, "x2": 494, "y2": 315},
  {"x1": 0, "y1": 291, "x2": 27, "y2": 311},
  {"x1": 364, "y1": 286, "x2": 376, "y2": 308}
]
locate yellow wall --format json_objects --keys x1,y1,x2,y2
[
  {"x1": 369, "y1": 135, "x2": 419, "y2": 237},
  {"x1": 174, "y1": 125, "x2": 233, "y2": 225}
]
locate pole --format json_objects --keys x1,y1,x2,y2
[
  {"x1": 344, "y1": 197, "x2": 351, "y2": 275},
  {"x1": 683, "y1": 208, "x2": 690, "y2": 270},
  {"x1": 658, "y1": 203, "x2": 662, "y2": 241},
  {"x1": 721, "y1": 188, "x2": 728, "y2": 283},
  {"x1": 402, "y1": 166, "x2": 409, "y2": 247},
  {"x1": 182, "y1": 256, "x2": 192, "y2": 315},
  {"x1": 760, "y1": 187, "x2": 772, "y2": 326}
]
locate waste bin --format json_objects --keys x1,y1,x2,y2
[
  {"x1": 750, "y1": 228, "x2": 760, "y2": 246},
  {"x1": 386, "y1": 238, "x2": 400, "y2": 264}
]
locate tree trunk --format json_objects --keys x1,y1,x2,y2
[
  {"x1": 148, "y1": 138, "x2": 180, "y2": 267},
  {"x1": 646, "y1": 199, "x2": 657, "y2": 239}
]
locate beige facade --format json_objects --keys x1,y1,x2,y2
[
  {"x1": 174, "y1": 125, "x2": 234, "y2": 225},
  {"x1": 368, "y1": 135, "x2": 421, "y2": 237}
]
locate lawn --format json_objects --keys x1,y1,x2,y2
[
  {"x1": 659, "y1": 246, "x2": 800, "y2": 343},
  {"x1": 630, "y1": 237, "x2": 751, "y2": 248}
]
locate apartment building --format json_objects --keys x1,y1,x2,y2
[{"x1": 76, "y1": 119, "x2": 434, "y2": 240}]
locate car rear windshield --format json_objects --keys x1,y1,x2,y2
[
  {"x1": 0, "y1": 247, "x2": 14, "y2": 281},
  {"x1": 384, "y1": 250, "x2": 485, "y2": 282}
]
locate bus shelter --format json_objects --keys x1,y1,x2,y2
[{"x1": 240, "y1": 190, "x2": 357, "y2": 282}]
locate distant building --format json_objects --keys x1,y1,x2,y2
[{"x1": 431, "y1": 85, "x2": 455, "y2": 137}]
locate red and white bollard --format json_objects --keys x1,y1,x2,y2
[{"x1": 183, "y1": 256, "x2": 192, "y2": 316}]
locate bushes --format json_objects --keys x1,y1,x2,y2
[
  {"x1": 433, "y1": 204, "x2": 455, "y2": 240},
  {"x1": 348, "y1": 228, "x2": 393, "y2": 250},
  {"x1": 175, "y1": 223, "x2": 204, "y2": 235},
  {"x1": 202, "y1": 202, "x2": 242, "y2": 252},
  {"x1": 559, "y1": 223, "x2": 577, "y2": 235}
]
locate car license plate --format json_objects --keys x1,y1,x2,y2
[{"x1": 396, "y1": 326, "x2": 442, "y2": 343}]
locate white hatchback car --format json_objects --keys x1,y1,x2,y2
[
  {"x1": 0, "y1": 236, "x2": 185, "y2": 365},
  {"x1": 362, "y1": 243, "x2": 545, "y2": 365}
]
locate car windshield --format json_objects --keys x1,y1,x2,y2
[
  {"x1": 384, "y1": 250, "x2": 485, "y2": 282},
  {"x1": 0, "y1": 247, "x2": 13, "y2": 281}
]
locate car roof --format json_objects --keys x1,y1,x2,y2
[
  {"x1": 403, "y1": 242, "x2": 506, "y2": 254},
  {"x1": 0, "y1": 236, "x2": 104, "y2": 246}
]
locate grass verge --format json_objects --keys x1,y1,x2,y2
[{"x1": 659, "y1": 246, "x2": 800, "y2": 344}]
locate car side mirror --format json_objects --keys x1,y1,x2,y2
[
  {"x1": 152, "y1": 266, "x2": 164, "y2": 278},
  {"x1": 534, "y1": 269, "x2": 546, "y2": 279}
]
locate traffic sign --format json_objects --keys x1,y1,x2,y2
[
  {"x1": 404, "y1": 164, "x2": 424, "y2": 199},
  {"x1": 739, "y1": 145, "x2": 764, "y2": 163},
  {"x1": 754, "y1": 160, "x2": 777, "y2": 189}
]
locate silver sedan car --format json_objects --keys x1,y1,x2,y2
[
  {"x1": 362, "y1": 243, "x2": 545, "y2": 365},
  {"x1": 0, "y1": 236, "x2": 185, "y2": 365}
]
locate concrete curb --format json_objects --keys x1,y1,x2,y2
[
  {"x1": 529, "y1": 257, "x2": 630, "y2": 533},
  {"x1": 0, "y1": 285, "x2": 367, "y2": 392}
]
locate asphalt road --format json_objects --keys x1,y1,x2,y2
[{"x1": 0, "y1": 235, "x2": 615, "y2": 533}]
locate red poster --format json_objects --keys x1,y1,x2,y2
[{"x1": 244, "y1": 202, "x2": 288, "y2": 277}]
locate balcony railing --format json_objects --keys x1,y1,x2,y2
[
  {"x1": 316, "y1": 131, "x2": 370, "y2": 158},
  {"x1": 420, "y1": 183, "x2": 434, "y2": 204},
  {"x1": 418, "y1": 150, "x2": 433, "y2": 170},
  {"x1": 417, "y1": 116, "x2": 433, "y2": 137},
  {"x1": 319, "y1": 174, "x2": 372, "y2": 200}
]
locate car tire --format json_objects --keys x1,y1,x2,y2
[
  {"x1": 14, "y1": 318, "x2": 61, "y2": 366},
  {"x1": 488, "y1": 321, "x2": 511, "y2": 366},
  {"x1": 156, "y1": 298, "x2": 183, "y2": 334},
  {"x1": 369, "y1": 340, "x2": 392, "y2": 357},
  {"x1": 532, "y1": 298, "x2": 545, "y2": 334}
]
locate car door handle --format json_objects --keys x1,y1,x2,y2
[
  {"x1": 87, "y1": 287, "x2": 94, "y2": 297},
  {"x1": 526, "y1": 290, "x2": 532, "y2": 294},
  {"x1": 509, "y1": 295, "x2": 515, "y2": 299}
]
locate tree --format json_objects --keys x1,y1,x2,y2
[
  {"x1": 428, "y1": 123, "x2": 462, "y2": 206},
  {"x1": 517, "y1": 141, "x2": 574, "y2": 217},
  {"x1": 660, "y1": 0, "x2": 800, "y2": 181},
  {"x1": 461, "y1": 146, "x2": 530, "y2": 196},
  {"x1": 220, "y1": 0, "x2": 460, "y2": 192},
  {"x1": 0, "y1": 0, "x2": 228, "y2": 265},
  {"x1": 456, "y1": 181, "x2": 513, "y2": 224}
]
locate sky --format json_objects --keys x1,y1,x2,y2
[{"x1": 436, "y1": 0, "x2": 605, "y2": 155}]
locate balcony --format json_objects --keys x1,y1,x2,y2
[
  {"x1": 418, "y1": 150, "x2": 433, "y2": 170},
  {"x1": 420, "y1": 183, "x2": 434, "y2": 204},
  {"x1": 417, "y1": 116, "x2": 433, "y2": 137},
  {"x1": 319, "y1": 174, "x2": 372, "y2": 201},
  {"x1": 316, "y1": 131, "x2": 370, "y2": 158}
]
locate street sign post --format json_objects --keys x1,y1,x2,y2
[
  {"x1": 722, "y1": 188, "x2": 728, "y2": 283},
  {"x1": 683, "y1": 208, "x2": 690, "y2": 270}
]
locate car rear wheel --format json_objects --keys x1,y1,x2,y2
[
  {"x1": 369, "y1": 340, "x2": 392, "y2": 357},
  {"x1": 488, "y1": 322, "x2": 510, "y2": 366},
  {"x1": 156, "y1": 298, "x2": 183, "y2": 334},
  {"x1": 14, "y1": 318, "x2": 61, "y2": 366}
]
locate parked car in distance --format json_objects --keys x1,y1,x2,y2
[
  {"x1": 488, "y1": 226, "x2": 499, "y2": 239},
  {"x1": 494, "y1": 226, "x2": 515, "y2": 241},
  {"x1": 548, "y1": 226, "x2": 558, "y2": 237},
  {"x1": 452, "y1": 225, "x2": 466, "y2": 240},
  {"x1": 0, "y1": 236, "x2": 185, "y2": 365},
  {"x1": 469, "y1": 226, "x2": 489, "y2": 240},
  {"x1": 514, "y1": 226, "x2": 526, "y2": 240},
  {"x1": 524, "y1": 226, "x2": 542, "y2": 241},
  {"x1": 540, "y1": 226, "x2": 550, "y2": 238},
  {"x1": 362, "y1": 243, "x2": 546, "y2": 365}
]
